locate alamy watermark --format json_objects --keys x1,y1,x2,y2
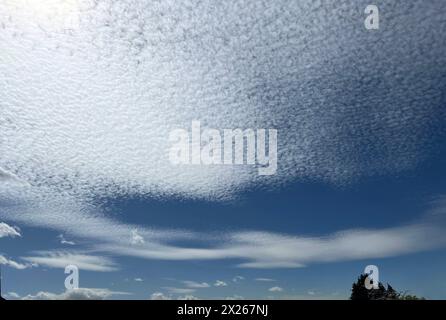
[
  {"x1": 364, "y1": 5, "x2": 379, "y2": 30},
  {"x1": 364, "y1": 265, "x2": 379, "y2": 290},
  {"x1": 168, "y1": 120, "x2": 278, "y2": 175},
  {"x1": 64, "y1": 265, "x2": 79, "y2": 290}
]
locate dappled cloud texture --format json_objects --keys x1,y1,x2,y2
[{"x1": 1, "y1": 0, "x2": 445, "y2": 208}]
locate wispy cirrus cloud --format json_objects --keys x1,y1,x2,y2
[
  {"x1": 268, "y1": 286, "x2": 284, "y2": 292},
  {"x1": 182, "y1": 281, "x2": 211, "y2": 289},
  {"x1": 21, "y1": 251, "x2": 118, "y2": 272},
  {"x1": 93, "y1": 210, "x2": 446, "y2": 269},
  {"x1": 5, "y1": 194, "x2": 446, "y2": 271},
  {"x1": 0, "y1": 255, "x2": 30, "y2": 270},
  {"x1": 57, "y1": 234, "x2": 75, "y2": 246},
  {"x1": 255, "y1": 278, "x2": 275, "y2": 282},
  {"x1": 0, "y1": 222, "x2": 21, "y2": 238},
  {"x1": 214, "y1": 280, "x2": 228, "y2": 287}
]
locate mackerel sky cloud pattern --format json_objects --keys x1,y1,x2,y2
[{"x1": 1, "y1": 0, "x2": 446, "y2": 271}]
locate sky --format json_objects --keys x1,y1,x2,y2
[{"x1": 0, "y1": 0, "x2": 446, "y2": 300}]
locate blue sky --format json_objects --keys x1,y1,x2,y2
[
  {"x1": 2, "y1": 143, "x2": 446, "y2": 299},
  {"x1": 1, "y1": 0, "x2": 446, "y2": 300}
]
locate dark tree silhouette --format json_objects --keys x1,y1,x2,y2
[
  {"x1": 350, "y1": 274, "x2": 425, "y2": 300},
  {"x1": 351, "y1": 274, "x2": 385, "y2": 300}
]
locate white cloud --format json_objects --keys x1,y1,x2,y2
[
  {"x1": 0, "y1": 255, "x2": 30, "y2": 270},
  {"x1": 0, "y1": 168, "x2": 22, "y2": 182},
  {"x1": 0, "y1": 0, "x2": 445, "y2": 271},
  {"x1": 22, "y1": 251, "x2": 118, "y2": 272},
  {"x1": 0, "y1": 1, "x2": 444, "y2": 246},
  {"x1": 150, "y1": 292, "x2": 171, "y2": 300},
  {"x1": 21, "y1": 288, "x2": 129, "y2": 300},
  {"x1": 134, "y1": 278, "x2": 144, "y2": 282},
  {"x1": 182, "y1": 281, "x2": 210, "y2": 289},
  {"x1": 58, "y1": 234, "x2": 75, "y2": 246},
  {"x1": 268, "y1": 286, "x2": 283, "y2": 292},
  {"x1": 0, "y1": 192, "x2": 195, "y2": 262},
  {"x1": 130, "y1": 229, "x2": 145, "y2": 245},
  {"x1": 0, "y1": 0, "x2": 442, "y2": 205},
  {"x1": 232, "y1": 276, "x2": 244, "y2": 282},
  {"x1": 93, "y1": 213, "x2": 446, "y2": 269},
  {"x1": 255, "y1": 278, "x2": 275, "y2": 282},
  {"x1": 214, "y1": 280, "x2": 228, "y2": 287},
  {"x1": 0, "y1": 222, "x2": 21, "y2": 238},
  {"x1": 5, "y1": 292, "x2": 20, "y2": 299}
]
